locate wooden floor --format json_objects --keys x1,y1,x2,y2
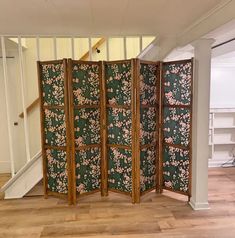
[
  {"x1": 0, "y1": 173, "x2": 11, "y2": 199},
  {"x1": 0, "y1": 168, "x2": 235, "y2": 238}
]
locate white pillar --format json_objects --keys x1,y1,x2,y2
[{"x1": 190, "y1": 38, "x2": 215, "y2": 210}]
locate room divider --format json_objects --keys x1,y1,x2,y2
[{"x1": 37, "y1": 58, "x2": 193, "y2": 204}]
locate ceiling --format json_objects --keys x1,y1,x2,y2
[{"x1": 0, "y1": 0, "x2": 226, "y2": 36}]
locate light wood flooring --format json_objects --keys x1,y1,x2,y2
[
  {"x1": 0, "y1": 168, "x2": 235, "y2": 238},
  {"x1": 0, "y1": 173, "x2": 11, "y2": 199}
]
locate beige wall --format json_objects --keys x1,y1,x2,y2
[{"x1": 0, "y1": 44, "x2": 27, "y2": 173}]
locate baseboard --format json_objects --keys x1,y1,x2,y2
[
  {"x1": 209, "y1": 158, "x2": 233, "y2": 168},
  {"x1": 0, "y1": 161, "x2": 11, "y2": 173},
  {"x1": 189, "y1": 199, "x2": 210, "y2": 210}
]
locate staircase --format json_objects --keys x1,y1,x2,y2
[{"x1": 0, "y1": 151, "x2": 42, "y2": 199}]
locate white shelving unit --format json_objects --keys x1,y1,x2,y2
[{"x1": 209, "y1": 108, "x2": 235, "y2": 167}]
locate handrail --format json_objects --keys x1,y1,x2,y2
[
  {"x1": 19, "y1": 38, "x2": 106, "y2": 118},
  {"x1": 79, "y1": 38, "x2": 106, "y2": 60}
]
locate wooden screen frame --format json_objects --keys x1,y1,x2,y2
[
  {"x1": 67, "y1": 59, "x2": 104, "y2": 204},
  {"x1": 37, "y1": 59, "x2": 73, "y2": 203},
  {"x1": 103, "y1": 59, "x2": 137, "y2": 203},
  {"x1": 160, "y1": 58, "x2": 193, "y2": 199},
  {"x1": 38, "y1": 57, "x2": 193, "y2": 205},
  {"x1": 135, "y1": 60, "x2": 161, "y2": 202}
]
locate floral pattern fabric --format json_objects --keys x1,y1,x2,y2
[
  {"x1": 72, "y1": 63, "x2": 100, "y2": 105},
  {"x1": 46, "y1": 149, "x2": 68, "y2": 194},
  {"x1": 140, "y1": 63, "x2": 158, "y2": 105},
  {"x1": 74, "y1": 108, "x2": 101, "y2": 147},
  {"x1": 41, "y1": 63, "x2": 65, "y2": 106},
  {"x1": 108, "y1": 108, "x2": 132, "y2": 145},
  {"x1": 163, "y1": 61, "x2": 192, "y2": 105},
  {"x1": 108, "y1": 147, "x2": 132, "y2": 193},
  {"x1": 140, "y1": 107, "x2": 157, "y2": 145},
  {"x1": 107, "y1": 108, "x2": 132, "y2": 146},
  {"x1": 140, "y1": 147, "x2": 157, "y2": 192},
  {"x1": 163, "y1": 107, "x2": 190, "y2": 147},
  {"x1": 44, "y1": 108, "x2": 66, "y2": 146},
  {"x1": 163, "y1": 146, "x2": 190, "y2": 193},
  {"x1": 106, "y1": 62, "x2": 132, "y2": 105},
  {"x1": 76, "y1": 148, "x2": 101, "y2": 194}
]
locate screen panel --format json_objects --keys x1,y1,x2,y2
[
  {"x1": 69, "y1": 60, "x2": 102, "y2": 201},
  {"x1": 138, "y1": 61, "x2": 160, "y2": 196},
  {"x1": 105, "y1": 60, "x2": 134, "y2": 199},
  {"x1": 38, "y1": 60, "x2": 70, "y2": 199},
  {"x1": 162, "y1": 59, "x2": 193, "y2": 196}
]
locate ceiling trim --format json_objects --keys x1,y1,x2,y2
[
  {"x1": 178, "y1": 0, "x2": 235, "y2": 46},
  {"x1": 179, "y1": 0, "x2": 233, "y2": 39}
]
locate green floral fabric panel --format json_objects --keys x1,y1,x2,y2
[
  {"x1": 74, "y1": 108, "x2": 101, "y2": 147},
  {"x1": 44, "y1": 108, "x2": 66, "y2": 146},
  {"x1": 41, "y1": 63, "x2": 65, "y2": 106},
  {"x1": 163, "y1": 107, "x2": 190, "y2": 147},
  {"x1": 72, "y1": 63, "x2": 100, "y2": 105},
  {"x1": 108, "y1": 147, "x2": 132, "y2": 193},
  {"x1": 106, "y1": 62, "x2": 132, "y2": 105},
  {"x1": 107, "y1": 108, "x2": 132, "y2": 145},
  {"x1": 76, "y1": 148, "x2": 101, "y2": 194},
  {"x1": 140, "y1": 147, "x2": 156, "y2": 192},
  {"x1": 163, "y1": 146, "x2": 190, "y2": 193},
  {"x1": 140, "y1": 63, "x2": 158, "y2": 105},
  {"x1": 140, "y1": 107, "x2": 157, "y2": 145},
  {"x1": 163, "y1": 61, "x2": 192, "y2": 105},
  {"x1": 46, "y1": 149, "x2": 68, "y2": 194}
]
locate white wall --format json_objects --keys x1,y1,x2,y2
[
  {"x1": 0, "y1": 61, "x2": 11, "y2": 173},
  {"x1": 0, "y1": 45, "x2": 27, "y2": 173},
  {"x1": 210, "y1": 64, "x2": 235, "y2": 108}
]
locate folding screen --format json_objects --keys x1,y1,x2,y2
[
  {"x1": 38, "y1": 58, "x2": 193, "y2": 204},
  {"x1": 136, "y1": 61, "x2": 160, "y2": 200},
  {"x1": 161, "y1": 59, "x2": 193, "y2": 197},
  {"x1": 38, "y1": 60, "x2": 71, "y2": 202},
  {"x1": 104, "y1": 60, "x2": 136, "y2": 202}
]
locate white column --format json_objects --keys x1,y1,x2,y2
[{"x1": 190, "y1": 38, "x2": 215, "y2": 210}]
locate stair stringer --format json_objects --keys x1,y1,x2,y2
[{"x1": 0, "y1": 151, "x2": 42, "y2": 199}]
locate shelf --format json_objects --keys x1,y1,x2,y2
[
  {"x1": 214, "y1": 126, "x2": 235, "y2": 129},
  {"x1": 209, "y1": 108, "x2": 235, "y2": 167},
  {"x1": 209, "y1": 157, "x2": 234, "y2": 168},
  {"x1": 210, "y1": 108, "x2": 235, "y2": 113},
  {"x1": 213, "y1": 142, "x2": 235, "y2": 145}
]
